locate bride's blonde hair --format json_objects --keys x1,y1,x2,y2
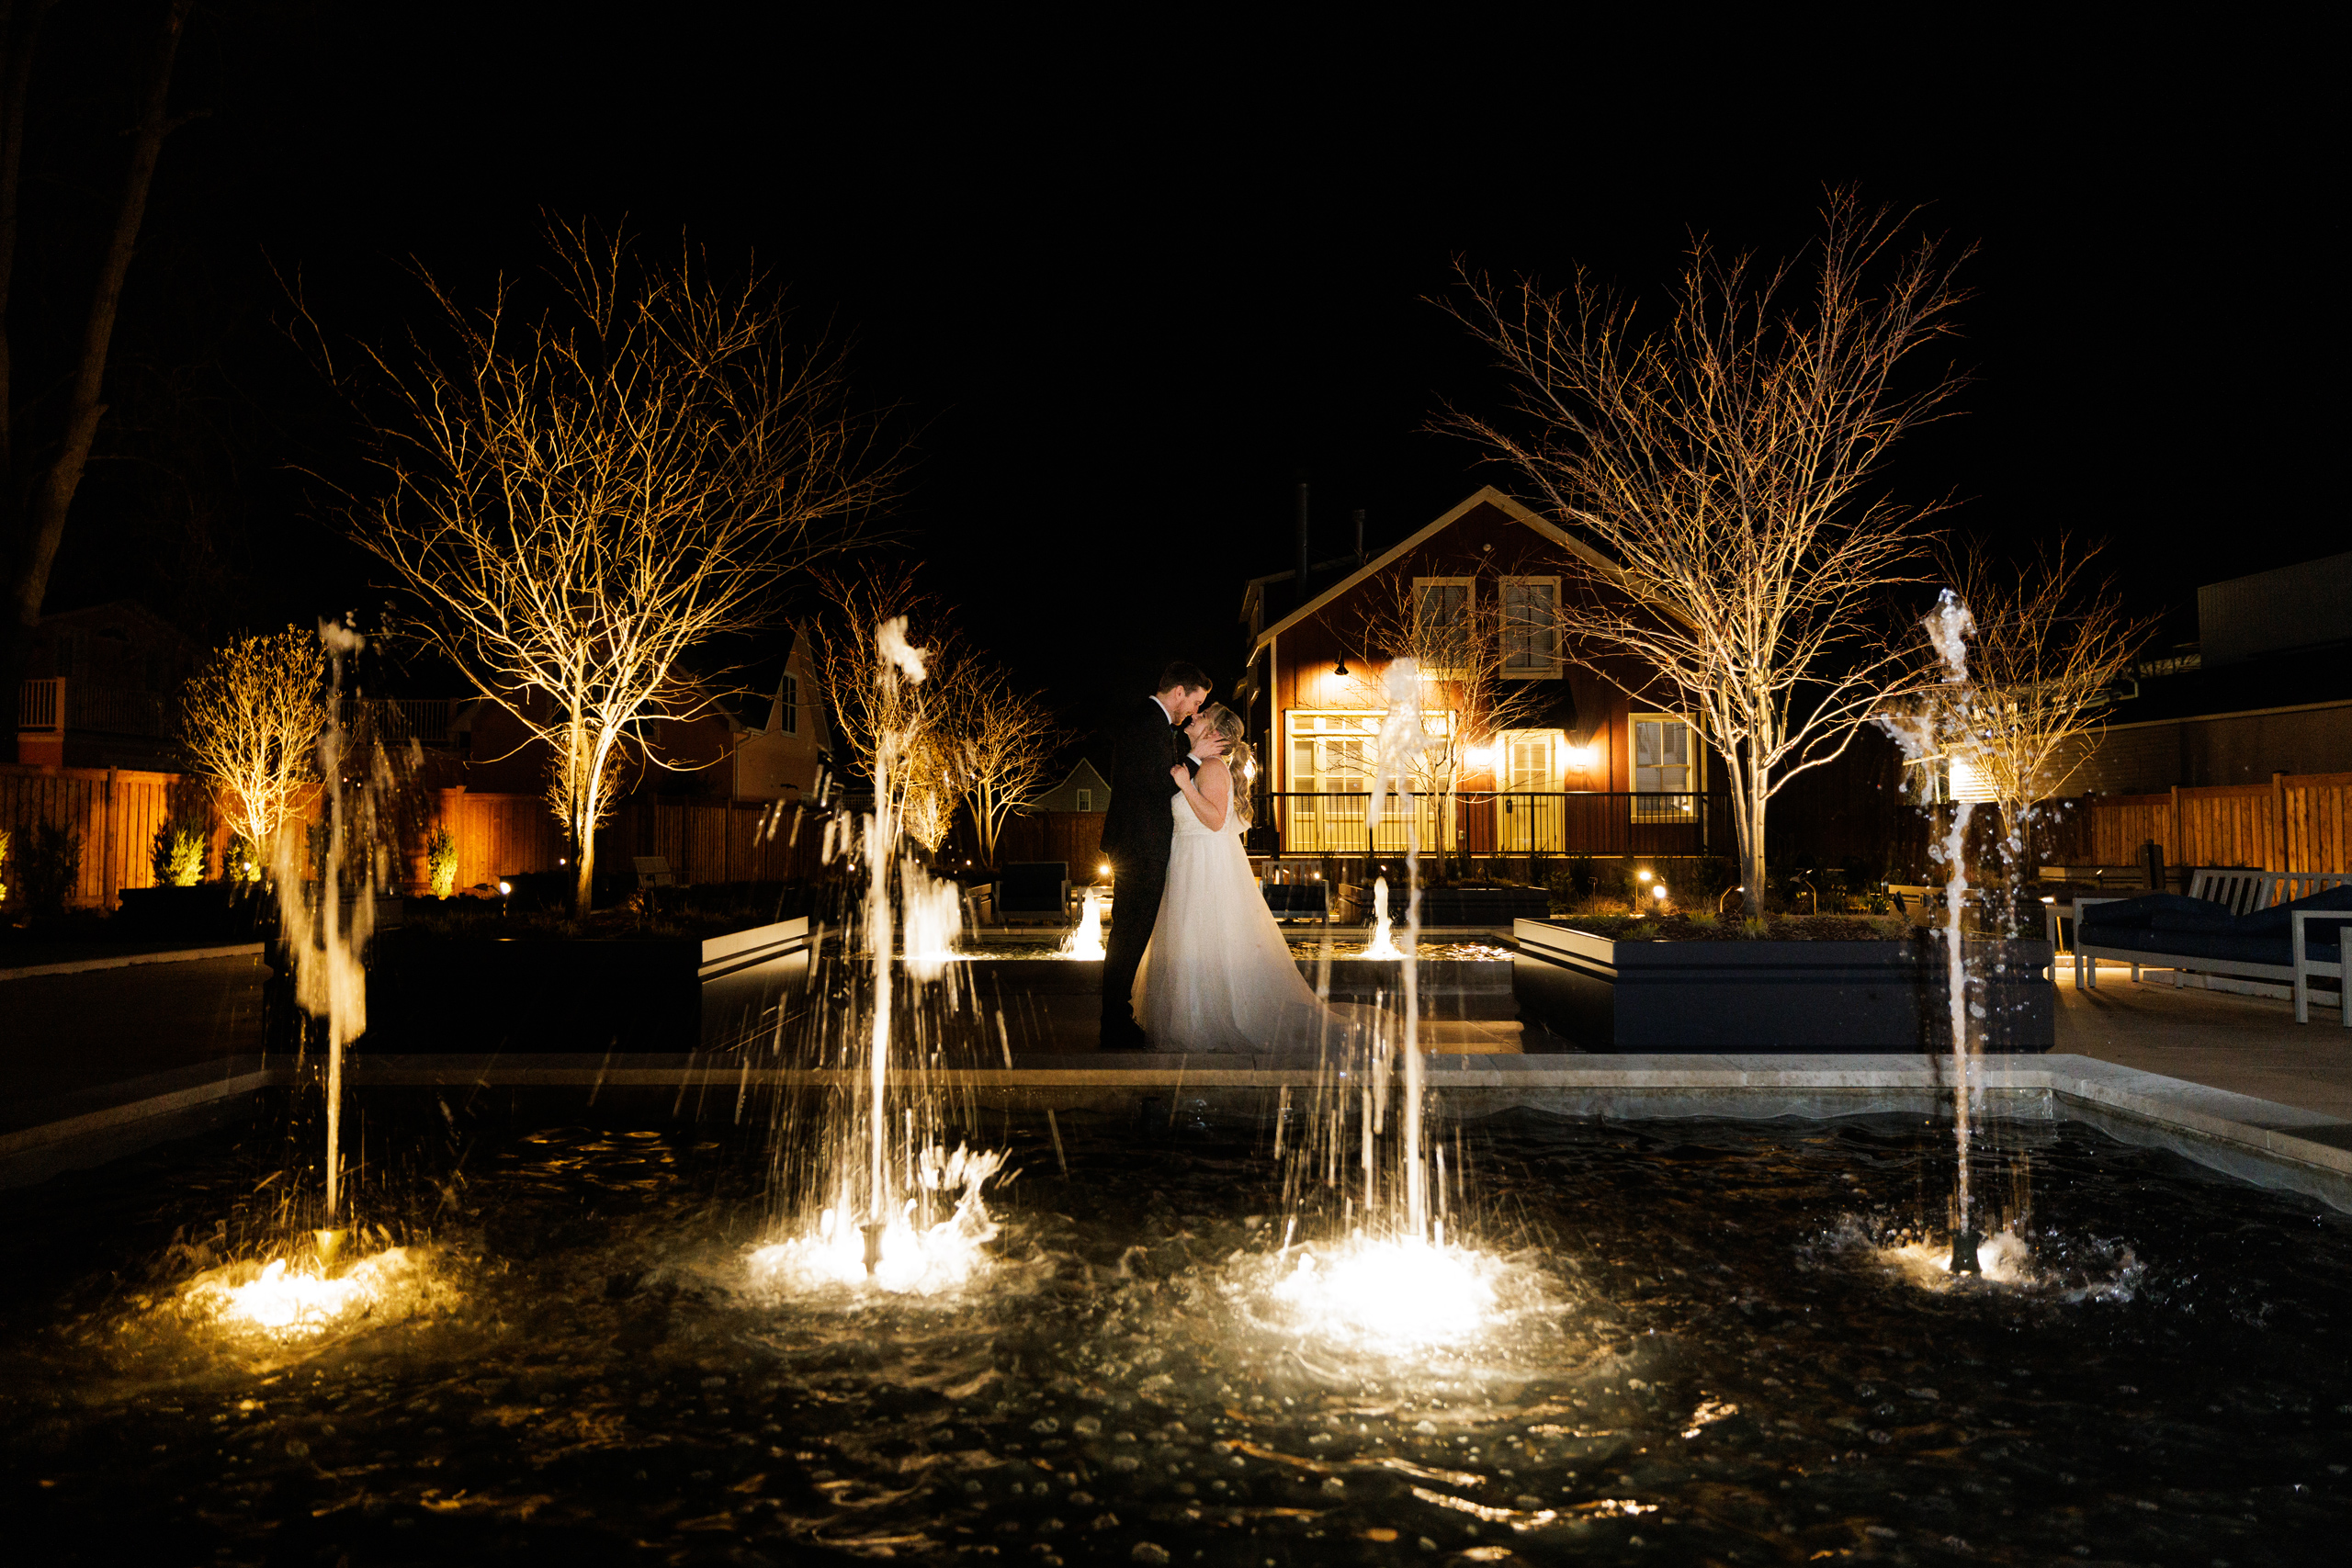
[{"x1": 1200, "y1": 703, "x2": 1257, "y2": 826}]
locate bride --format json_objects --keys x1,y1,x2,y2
[{"x1": 1133, "y1": 704, "x2": 1358, "y2": 1052}]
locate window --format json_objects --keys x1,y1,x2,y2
[
  {"x1": 1632, "y1": 714, "x2": 1699, "y2": 820},
  {"x1": 778, "y1": 673, "x2": 797, "y2": 736},
  {"x1": 1289, "y1": 711, "x2": 1374, "y2": 793},
  {"x1": 1412, "y1": 577, "x2": 1474, "y2": 675},
  {"x1": 1503, "y1": 731, "x2": 1555, "y2": 791},
  {"x1": 1283, "y1": 709, "x2": 1458, "y2": 853},
  {"x1": 1500, "y1": 578, "x2": 1560, "y2": 678},
  {"x1": 1075, "y1": 787, "x2": 1093, "y2": 812}
]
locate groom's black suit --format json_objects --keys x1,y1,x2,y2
[{"x1": 1098, "y1": 695, "x2": 1197, "y2": 1050}]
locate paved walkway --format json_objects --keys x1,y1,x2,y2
[
  {"x1": 2055, "y1": 960, "x2": 2352, "y2": 1120},
  {"x1": 0, "y1": 953, "x2": 270, "y2": 1127}
]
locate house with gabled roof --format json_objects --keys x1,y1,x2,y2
[{"x1": 1236, "y1": 485, "x2": 1729, "y2": 867}]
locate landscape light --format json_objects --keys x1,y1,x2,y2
[
  {"x1": 1638, "y1": 869, "x2": 1652, "y2": 882},
  {"x1": 1653, "y1": 884, "x2": 1668, "y2": 901},
  {"x1": 498, "y1": 880, "x2": 512, "y2": 897},
  {"x1": 1099, "y1": 863, "x2": 1111, "y2": 876}
]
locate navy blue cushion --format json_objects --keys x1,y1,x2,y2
[
  {"x1": 2234, "y1": 883, "x2": 2352, "y2": 936},
  {"x1": 2081, "y1": 926, "x2": 2339, "y2": 966},
  {"x1": 2079, "y1": 893, "x2": 2233, "y2": 932}
]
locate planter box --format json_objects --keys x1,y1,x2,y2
[
  {"x1": 113, "y1": 885, "x2": 268, "y2": 942},
  {"x1": 1511, "y1": 918, "x2": 2053, "y2": 1054},
  {"x1": 1341, "y1": 885, "x2": 1548, "y2": 927},
  {"x1": 363, "y1": 918, "x2": 810, "y2": 1054},
  {"x1": 956, "y1": 953, "x2": 1516, "y2": 1021}
]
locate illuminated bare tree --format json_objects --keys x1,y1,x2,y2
[
  {"x1": 324, "y1": 221, "x2": 893, "y2": 909},
  {"x1": 1442, "y1": 193, "x2": 1970, "y2": 919},
  {"x1": 177, "y1": 626, "x2": 329, "y2": 856},
  {"x1": 943, "y1": 661, "x2": 1060, "y2": 868},
  {"x1": 1928, "y1": 537, "x2": 2154, "y2": 903},
  {"x1": 1352, "y1": 568, "x2": 1556, "y2": 778},
  {"x1": 805, "y1": 568, "x2": 959, "y2": 854}
]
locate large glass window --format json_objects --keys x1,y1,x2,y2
[
  {"x1": 1632, "y1": 714, "x2": 1699, "y2": 820},
  {"x1": 1500, "y1": 577, "x2": 1560, "y2": 678},
  {"x1": 1283, "y1": 709, "x2": 1453, "y2": 852}
]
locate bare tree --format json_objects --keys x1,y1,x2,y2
[
  {"x1": 178, "y1": 626, "x2": 329, "y2": 857},
  {"x1": 1340, "y1": 562, "x2": 1558, "y2": 852},
  {"x1": 1442, "y1": 193, "x2": 1971, "y2": 918},
  {"x1": 804, "y1": 568, "x2": 964, "y2": 856},
  {"x1": 1924, "y1": 537, "x2": 2154, "y2": 905},
  {"x1": 942, "y1": 661, "x2": 1060, "y2": 869},
  {"x1": 1, "y1": 0, "x2": 194, "y2": 750},
  {"x1": 326, "y1": 222, "x2": 893, "y2": 909}
]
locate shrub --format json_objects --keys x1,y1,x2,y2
[
  {"x1": 426, "y1": 826, "x2": 458, "y2": 898},
  {"x1": 19, "y1": 821, "x2": 82, "y2": 916},
  {"x1": 0, "y1": 825, "x2": 10, "y2": 906},
  {"x1": 223, "y1": 832, "x2": 264, "y2": 884},
  {"x1": 150, "y1": 819, "x2": 209, "y2": 886}
]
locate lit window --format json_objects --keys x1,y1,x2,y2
[
  {"x1": 1632, "y1": 715, "x2": 1699, "y2": 820},
  {"x1": 778, "y1": 673, "x2": 797, "y2": 736},
  {"x1": 1075, "y1": 788, "x2": 1092, "y2": 812}
]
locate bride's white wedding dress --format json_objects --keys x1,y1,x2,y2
[{"x1": 1134, "y1": 785, "x2": 1355, "y2": 1052}]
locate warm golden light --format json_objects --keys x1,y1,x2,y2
[
  {"x1": 1272, "y1": 1237, "x2": 1501, "y2": 1347},
  {"x1": 181, "y1": 1247, "x2": 455, "y2": 1339},
  {"x1": 747, "y1": 1146, "x2": 1005, "y2": 1295}
]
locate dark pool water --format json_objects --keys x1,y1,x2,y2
[{"x1": 3, "y1": 1104, "x2": 2348, "y2": 1567}]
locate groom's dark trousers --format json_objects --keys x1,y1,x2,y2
[{"x1": 1098, "y1": 696, "x2": 1192, "y2": 1050}]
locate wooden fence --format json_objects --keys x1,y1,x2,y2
[
  {"x1": 0, "y1": 763, "x2": 210, "y2": 908},
  {"x1": 2085, "y1": 773, "x2": 2352, "y2": 874},
  {"x1": 5, "y1": 766, "x2": 831, "y2": 908}
]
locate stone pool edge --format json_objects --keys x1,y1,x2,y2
[{"x1": 7, "y1": 1052, "x2": 2349, "y2": 1213}]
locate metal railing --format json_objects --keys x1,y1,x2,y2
[
  {"x1": 15, "y1": 677, "x2": 166, "y2": 737},
  {"x1": 340, "y1": 696, "x2": 457, "y2": 743},
  {"x1": 1265, "y1": 791, "x2": 1722, "y2": 857}
]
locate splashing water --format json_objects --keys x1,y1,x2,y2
[
  {"x1": 752, "y1": 619, "x2": 1007, "y2": 1294},
  {"x1": 1059, "y1": 886, "x2": 1105, "y2": 959},
  {"x1": 1360, "y1": 874, "x2": 1403, "y2": 960},
  {"x1": 270, "y1": 619, "x2": 374, "y2": 1223},
  {"x1": 1262, "y1": 659, "x2": 1509, "y2": 1345},
  {"x1": 180, "y1": 1247, "x2": 458, "y2": 1339},
  {"x1": 1875, "y1": 588, "x2": 1995, "y2": 1258},
  {"x1": 192, "y1": 618, "x2": 452, "y2": 1335},
  {"x1": 901, "y1": 858, "x2": 966, "y2": 978},
  {"x1": 747, "y1": 1145, "x2": 1006, "y2": 1293}
]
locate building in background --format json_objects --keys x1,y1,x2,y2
[
  {"x1": 1236, "y1": 486, "x2": 1728, "y2": 867},
  {"x1": 13, "y1": 601, "x2": 197, "y2": 771}
]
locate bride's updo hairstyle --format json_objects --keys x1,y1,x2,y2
[{"x1": 1200, "y1": 703, "x2": 1257, "y2": 826}]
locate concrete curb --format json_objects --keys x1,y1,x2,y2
[
  {"x1": 8, "y1": 1051, "x2": 2349, "y2": 1213},
  {"x1": 0, "y1": 942, "x2": 266, "y2": 981}
]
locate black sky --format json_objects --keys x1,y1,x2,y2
[{"x1": 31, "y1": 8, "x2": 2345, "y2": 738}]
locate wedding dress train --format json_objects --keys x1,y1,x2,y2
[{"x1": 1133, "y1": 790, "x2": 1360, "y2": 1052}]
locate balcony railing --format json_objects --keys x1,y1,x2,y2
[
  {"x1": 17, "y1": 681, "x2": 464, "y2": 747},
  {"x1": 340, "y1": 696, "x2": 456, "y2": 743},
  {"x1": 1265, "y1": 791, "x2": 1724, "y2": 857},
  {"x1": 15, "y1": 678, "x2": 167, "y2": 737}
]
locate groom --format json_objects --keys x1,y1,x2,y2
[{"x1": 1097, "y1": 661, "x2": 1223, "y2": 1051}]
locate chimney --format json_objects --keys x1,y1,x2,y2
[
  {"x1": 1295, "y1": 482, "x2": 1309, "y2": 599},
  {"x1": 1352, "y1": 508, "x2": 1365, "y2": 568}
]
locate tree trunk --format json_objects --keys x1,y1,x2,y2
[
  {"x1": 574, "y1": 792, "x2": 597, "y2": 913},
  {"x1": 1739, "y1": 790, "x2": 1768, "y2": 922},
  {"x1": 0, "y1": 0, "x2": 190, "y2": 757}
]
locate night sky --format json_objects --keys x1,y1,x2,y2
[{"x1": 28, "y1": 8, "x2": 2342, "y2": 744}]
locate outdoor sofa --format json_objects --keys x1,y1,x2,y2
[{"x1": 2073, "y1": 869, "x2": 2352, "y2": 1025}]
